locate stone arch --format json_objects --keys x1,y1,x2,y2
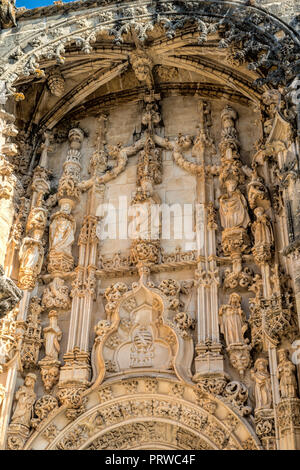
[
  {"x1": 80, "y1": 420, "x2": 218, "y2": 450},
  {"x1": 24, "y1": 377, "x2": 262, "y2": 450},
  {"x1": 1, "y1": 1, "x2": 299, "y2": 106}
]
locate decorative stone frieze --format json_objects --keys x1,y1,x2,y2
[{"x1": 0, "y1": 0, "x2": 299, "y2": 452}]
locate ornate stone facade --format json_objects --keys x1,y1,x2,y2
[{"x1": 0, "y1": 0, "x2": 299, "y2": 451}]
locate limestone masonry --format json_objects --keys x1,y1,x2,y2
[{"x1": 0, "y1": 0, "x2": 299, "y2": 450}]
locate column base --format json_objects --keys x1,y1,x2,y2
[
  {"x1": 193, "y1": 342, "x2": 225, "y2": 380},
  {"x1": 59, "y1": 348, "x2": 91, "y2": 386}
]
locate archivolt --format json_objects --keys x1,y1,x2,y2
[
  {"x1": 0, "y1": 0, "x2": 299, "y2": 98},
  {"x1": 24, "y1": 377, "x2": 262, "y2": 451}
]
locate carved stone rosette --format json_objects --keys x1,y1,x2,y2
[{"x1": 254, "y1": 409, "x2": 276, "y2": 450}]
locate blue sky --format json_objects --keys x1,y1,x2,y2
[{"x1": 16, "y1": 0, "x2": 75, "y2": 8}]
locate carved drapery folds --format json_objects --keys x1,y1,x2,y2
[
  {"x1": 0, "y1": 307, "x2": 18, "y2": 371},
  {"x1": 49, "y1": 128, "x2": 82, "y2": 274},
  {"x1": 0, "y1": 0, "x2": 299, "y2": 451},
  {"x1": 7, "y1": 373, "x2": 36, "y2": 450},
  {"x1": 276, "y1": 350, "x2": 300, "y2": 448},
  {"x1": 219, "y1": 293, "x2": 250, "y2": 377},
  {"x1": 39, "y1": 310, "x2": 62, "y2": 392},
  {"x1": 18, "y1": 166, "x2": 50, "y2": 290},
  {"x1": 218, "y1": 105, "x2": 251, "y2": 289}
]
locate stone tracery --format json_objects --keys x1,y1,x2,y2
[{"x1": 0, "y1": 0, "x2": 298, "y2": 451}]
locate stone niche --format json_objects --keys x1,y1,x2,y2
[
  {"x1": 105, "y1": 299, "x2": 173, "y2": 372},
  {"x1": 99, "y1": 285, "x2": 177, "y2": 376},
  {"x1": 92, "y1": 281, "x2": 194, "y2": 385}
]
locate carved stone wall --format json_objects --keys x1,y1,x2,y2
[{"x1": 0, "y1": 0, "x2": 299, "y2": 451}]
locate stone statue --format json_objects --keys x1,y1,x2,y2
[
  {"x1": 277, "y1": 349, "x2": 298, "y2": 399},
  {"x1": 251, "y1": 358, "x2": 273, "y2": 410},
  {"x1": 49, "y1": 199, "x2": 76, "y2": 258},
  {"x1": 219, "y1": 179, "x2": 250, "y2": 229},
  {"x1": 19, "y1": 236, "x2": 43, "y2": 273},
  {"x1": 10, "y1": 373, "x2": 36, "y2": 428},
  {"x1": 19, "y1": 233, "x2": 44, "y2": 290},
  {"x1": 252, "y1": 207, "x2": 274, "y2": 247},
  {"x1": 18, "y1": 201, "x2": 47, "y2": 290},
  {"x1": 219, "y1": 293, "x2": 248, "y2": 347},
  {"x1": 43, "y1": 310, "x2": 62, "y2": 361},
  {"x1": 247, "y1": 167, "x2": 270, "y2": 210}
]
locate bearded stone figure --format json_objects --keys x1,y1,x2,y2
[
  {"x1": 277, "y1": 349, "x2": 298, "y2": 399},
  {"x1": 219, "y1": 293, "x2": 248, "y2": 347},
  {"x1": 10, "y1": 373, "x2": 36, "y2": 428},
  {"x1": 251, "y1": 358, "x2": 273, "y2": 410},
  {"x1": 219, "y1": 179, "x2": 250, "y2": 229}
]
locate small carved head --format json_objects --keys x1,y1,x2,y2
[
  {"x1": 68, "y1": 128, "x2": 84, "y2": 149},
  {"x1": 255, "y1": 357, "x2": 268, "y2": 372},
  {"x1": 24, "y1": 372, "x2": 37, "y2": 388}
]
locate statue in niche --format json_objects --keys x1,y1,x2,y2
[
  {"x1": 19, "y1": 238, "x2": 43, "y2": 276},
  {"x1": 43, "y1": 310, "x2": 62, "y2": 361},
  {"x1": 251, "y1": 358, "x2": 273, "y2": 410},
  {"x1": 219, "y1": 179, "x2": 250, "y2": 229},
  {"x1": 19, "y1": 200, "x2": 47, "y2": 288},
  {"x1": 19, "y1": 206, "x2": 46, "y2": 289},
  {"x1": 252, "y1": 207, "x2": 274, "y2": 248},
  {"x1": 218, "y1": 293, "x2": 248, "y2": 347},
  {"x1": 277, "y1": 349, "x2": 298, "y2": 399},
  {"x1": 49, "y1": 199, "x2": 76, "y2": 267},
  {"x1": 10, "y1": 373, "x2": 36, "y2": 428}
]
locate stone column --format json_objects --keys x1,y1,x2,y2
[
  {"x1": 45, "y1": 128, "x2": 84, "y2": 394},
  {"x1": 276, "y1": 349, "x2": 300, "y2": 449},
  {"x1": 0, "y1": 107, "x2": 18, "y2": 267},
  {"x1": 191, "y1": 101, "x2": 224, "y2": 383},
  {"x1": 0, "y1": 161, "x2": 49, "y2": 449}
]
